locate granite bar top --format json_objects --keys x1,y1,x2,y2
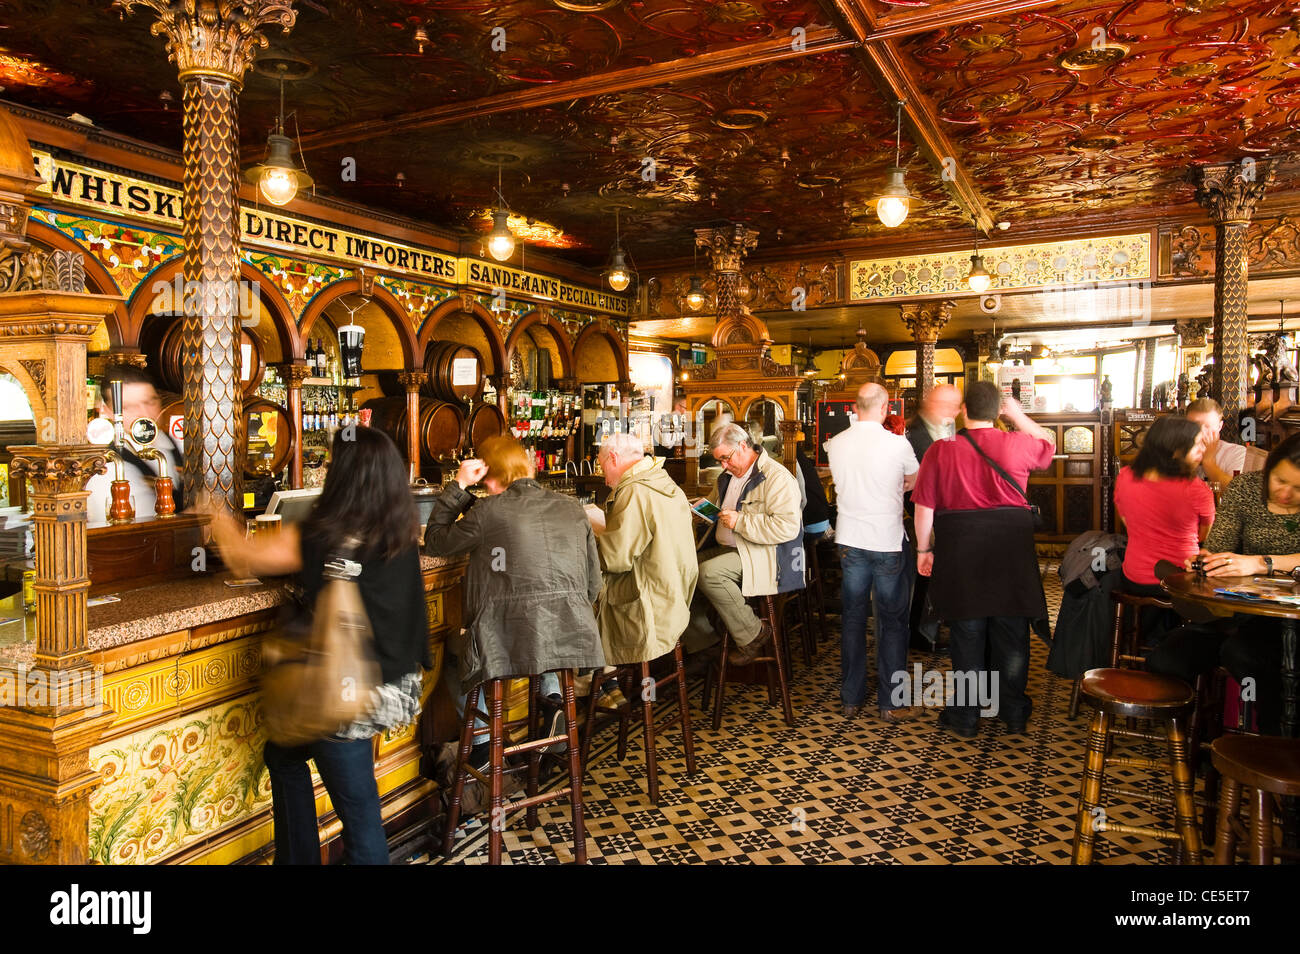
[{"x1": 0, "y1": 553, "x2": 461, "y2": 668}]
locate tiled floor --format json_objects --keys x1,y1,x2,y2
[{"x1": 427, "y1": 564, "x2": 1181, "y2": 865}]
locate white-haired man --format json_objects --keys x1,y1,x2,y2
[
  {"x1": 694, "y1": 422, "x2": 803, "y2": 665},
  {"x1": 593, "y1": 432, "x2": 698, "y2": 666}
]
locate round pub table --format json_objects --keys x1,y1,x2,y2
[{"x1": 1161, "y1": 571, "x2": 1299, "y2": 739}]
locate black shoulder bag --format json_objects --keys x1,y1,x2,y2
[{"x1": 959, "y1": 430, "x2": 1044, "y2": 531}]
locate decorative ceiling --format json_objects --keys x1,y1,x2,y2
[{"x1": 0, "y1": 0, "x2": 1297, "y2": 272}]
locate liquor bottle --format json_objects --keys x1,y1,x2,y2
[
  {"x1": 309, "y1": 340, "x2": 319, "y2": 377},
  {"x1": 318, "y1": 340, "x2": 328, "y2": 377},
  {"x1": 330, "y1": 407, "x2": 338, "y2": 429}
]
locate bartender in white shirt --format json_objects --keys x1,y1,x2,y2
[{"x1": 84, "y1": 366, "x2": 185, "y2": 524}]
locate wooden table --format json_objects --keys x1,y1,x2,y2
[{"x1": 1161, "y1": 571, "x2": 1299, "y2": 739}]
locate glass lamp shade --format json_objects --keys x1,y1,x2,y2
[
  {"x1": 967, "y1": 254, "x2": 992, "y2": 293},
  {"x1": 874, "y1": 167, "x2": 911, "y2": 228},
  {"x1": 338, "y1": 324, "x2": 365, "y2": 378},
  {"x1": 487, "y1": 210, "x2": 516, "y2": 262},
  {"x1": 685, "y1": 275, "x2": 706, "y2": 311},
  {"x1": 248, "y1": 133, "x2": 312, "y2": 207},
  {"x1": 606, "y1": 246, "x2": 631, "y2": 292}
]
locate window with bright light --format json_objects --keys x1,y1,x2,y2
[
  {"x1": 0, "y1": 373, "x2": 33, "y2": 421},
  {"x1": 1154, "y1": 340, "x2": 1178, "y2": 388},
  {"x1": 1031, "y1": 356, "x2": 1096, "y2": 375},
  {"x1": 1101, "y1": 350, "x2": 1137, "y2": 408}
]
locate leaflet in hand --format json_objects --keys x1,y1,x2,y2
[{"x1": 692, "y1": 499, "x2": 721, "y2": 523}]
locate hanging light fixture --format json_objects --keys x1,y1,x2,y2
[
  {"x1": 802, "y1": 333, "x2": 819, "y2": 376},
  {"x1": 873, "y1": 100, "x2": 912, "y2": 228},
  {"x1": 244, "y1": 71, "x2": 314, "y2": 207},
  {"x1": 986, "y1": 318, "x2": 1003, "y2": 371},
  {"x1": 487, "y1": 161, "x2": 516, "y2": 262},
  {"x1": 604, "y1": 208, "x2": 633, "y2": 292},
  {"x1": 685, "y1": 242, "x2": 705, "y2": 311},
  {"x1": 966, "y1": 217, "x2": 991, "y2": 293}
]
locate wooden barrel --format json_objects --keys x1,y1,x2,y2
[
  {"x1": 463, "y1": 402, "x2": 505, "y2": 453},
  {"x1": 423, "y1": 341, "x2": 484, "y2": 403},
  {"x1": 363, "y1": 396, "x2": 465, "y2": 464},
  {"x1": 242, "y1": 398, "x2": 294, "y2": 477},
  {"x1": 153, "y1": 319, "x2": 263, "y2": 397}
]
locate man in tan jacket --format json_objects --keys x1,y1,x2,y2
[
  {"x1": 593, "y1": 432, "x2": 699, "y2": 665},
  {"x1": 695, "y1": 422, "x2": 803, "y2": 665}
]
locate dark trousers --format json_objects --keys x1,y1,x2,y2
[
  {"x1": 1146, "y1": 618, "x2": 1283, "y2": 735},
  {"x1": 263, "y1": 736, "x2": 389, "y2": 865},
  {"x1": 1118, "y1": 573, "x2": 1181, "y2": 647},
  {"x1": 839, "y1": 546, "x2": 910, "y2": 710},
  {"x1": 946, "y1": 616, "x2": 1033, "y2": 730}
]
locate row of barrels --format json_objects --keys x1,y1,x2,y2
[{"x1": 362, "y1": 397, "x2": 504, "y2": 463}]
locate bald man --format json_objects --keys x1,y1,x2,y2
[
  {"x1": 827, "y1": 382, "x2": 919, "y2": 722},
  {"x1": 904, "y1": 383, "x2": 961, "y2": 651}
]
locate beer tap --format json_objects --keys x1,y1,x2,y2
[{"x1": 105, "y1": 380, "x2": 135, "y2": 523}]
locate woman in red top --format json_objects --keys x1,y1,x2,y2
[{"x1": 1113, "y1": 415, "x2": 1214, "y2": 599}]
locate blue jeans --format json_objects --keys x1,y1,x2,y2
[
  {"x1": 839, "y1": 546, "x2": 910, "y2": 710},
  {"x1": 263, "y1": 736, "x2": 388, "y2": 865},
  {"x1": 945, "y1": 616, "x2": 1032, "y2": 730}
]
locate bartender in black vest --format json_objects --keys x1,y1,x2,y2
[{"x1": 85, "y1": 365, "x2": 185, "y2": 523}]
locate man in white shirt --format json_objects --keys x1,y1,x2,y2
[
  {"x1": 1186, "y1": 397, "x2": 1247, "y2": 485},
  {"x1": 827, "y1": 382, "x2": 919, "y2": 721}
]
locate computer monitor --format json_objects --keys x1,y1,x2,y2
[{"x1": 265, "y1": 487, "x2": 323, "y2": 526}]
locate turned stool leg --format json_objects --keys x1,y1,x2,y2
[
  {"x1": 1073, "y1": 709, "x2": 1112, "y2": 865},
  {"x1": 1249, "y1": 787, "x2": 1273, "y2": 866},
  {"x1": 561, "y1": 670, "x2": 587, "y2": 864},
  {"x1": 712, "y1": 631, "x2": 731, "y2": 731},
  {"x1": 640, "y1": 660, "x2": 660, "y2": 805},
  {"x1": 1167, "y1": 715, "x2": 1203, "y2": 863},
  {"x1": 1069, "y1": 677, "x2": 1082, "y2": 720},
  {"x1": 1214, "y1": 777, "x2": 1242, "y2": 864},
  {"x1": 443, "y1": 684, "x2": 481, "y2": 856},
  {"x1": 487, "y1": 680, "x2": 506, "y2": 866},
  {"x1": 675, "y1": 643, "x2": 697, "y2": 777},
  {"x1": 767, "y1": 596, "x2": 795, "y2": 727},
  {"x1": 526, "y1": 676, "x2": 542, "y2": 830}
]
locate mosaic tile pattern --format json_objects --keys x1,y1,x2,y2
[{"x1": 427, "y1": 565, "x2": 1187, "y2": 866}]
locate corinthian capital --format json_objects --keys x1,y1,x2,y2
[
  {"x1": 1193, "y1": 160, "x2": 1273, "y2": 226},
  {"x1": 115, "y1": 0, "x2": 297, "y2": 86},
  {"x1": 695, "y1": 224, "x2": 759, "y2": 274},
  {"x1": 901, "y1": 300, "x2": 955, "y2": 344}
]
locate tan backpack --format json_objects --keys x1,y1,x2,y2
[{"x1": 260, "y1": 555, "x2": 381, "y2": 747}]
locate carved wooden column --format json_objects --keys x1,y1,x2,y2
[
  {"x1": 1176, "y1": 318, "x2": 1209, "y2": 405},
  {"x1": 117, "y1": 0, "x2": 297, "y2": 508},
  {"x1": 276, "y1": 361, "x2": 308, "y2": 489},
  {"x1": 902, "y1": 300, "x2": 954, "y2": 398},
  {"x1": 398, "y1": 370, "x2": 427, "y2": 482},
  {"x1": 1140, "y1": 339, "x2": 1158, "y2": 409},
  {"x1": 1194, "y1": 161, "x2": 1273, "y2": 441}
]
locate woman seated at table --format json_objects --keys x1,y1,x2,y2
[
  {"x1": 1114, "y1": 416, "x2": 1214, "y2": 608},
  {"x1": 1152, "y1": 431, "x2": 1300, "y2": 735}
]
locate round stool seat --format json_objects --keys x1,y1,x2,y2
[
  {"x1": 1079, "y1": 667, "x2": 1195, "y2": 719},
  {"x1": 1211, "y1": 736, "x2": 1300, "y2": 796}
]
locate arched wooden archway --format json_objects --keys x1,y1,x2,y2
[
  {"x1": 506, "y1": 309, "x2": 575, "y2": 381},
  {"x1": 25, "y1": 220, "x2": 129, "y2": 347},
  {"x1": 299, "y1": 278, "x2": 418, "y2": 368},
  {"x1": 419, "y1": 297, "x2": 508, "y2": 375},
  {"x1": 572, "y1": 319, "x2": 630, "y2": 384},
  {"x1": 127, "y1": 256, "x2": 301, "y2": 361}
]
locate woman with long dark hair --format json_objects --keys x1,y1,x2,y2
[
  {"x1": 1113, "y1": 415, "x2": 1214, "y2": 598},
  {"x1": 210, "y1": 426, "x2": 429, "y2": 864}
]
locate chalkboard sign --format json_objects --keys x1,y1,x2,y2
[{"x1": 816, "y1": 399, "x2": 857, "y2": 466}]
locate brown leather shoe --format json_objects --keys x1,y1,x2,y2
[
  {"x1": 727, "y1": 621, "x2": 773, "y2": 665},
  {"x1": 879, "y1": 706, "x2": 917, "y2": 724}
]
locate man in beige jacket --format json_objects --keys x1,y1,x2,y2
[
  {"x1": 695, "y1": 422, "x2": 803, "y2": 666},
  {"x1": 594, "y1": 432, "x2": 699, "y2": 664}
]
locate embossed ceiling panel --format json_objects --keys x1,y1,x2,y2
[{"x1": 897, "y1": 0, "x2": 1300, "y2": 219}]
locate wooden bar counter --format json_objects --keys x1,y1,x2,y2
[{"x1": 0, "y1": 554, "x2": 466, "y2": 865}]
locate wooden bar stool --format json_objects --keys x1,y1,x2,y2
[
  {"x1": 703, "y1": 593, "x2": 796, "y2": 729},
  {"x1": 579, "y1": 643, "x2": 697, "y2": 804},
  {"x1": 1069, "y1": 589, "x2": 1173, "y2": 719},
  {"x1": 1071, "y1": 667, "x2": 1202, "y2": 865},
  {"x1": 443, "y1": 669, "x2": 586, "y2": 865},
  {"x1": 1211, "y1": 735, "x2": 1300, "y2": 864}
]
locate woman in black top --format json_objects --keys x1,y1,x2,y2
[{"x1": 211, "y1": 426, "x2": 429, "y2": 864}]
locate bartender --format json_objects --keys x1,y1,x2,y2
[{"x1": 85, "y1": 365, "x2": 185, "y2": 524}]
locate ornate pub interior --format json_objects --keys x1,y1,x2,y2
[{"x1": 0, "y1": 0, "x2": 1297, "y2": 870}]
